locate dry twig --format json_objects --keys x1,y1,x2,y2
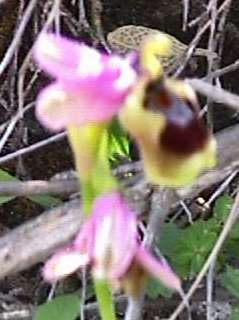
[
  {"x1": 187, "y1": 78, "x2": 239, "y2": 111},
  {"x1": 0, "y1": 132, "x2": 66, "y2": 165},
  {"x1": 0, "y1": 0, "x2": 38, "y2": 75}
]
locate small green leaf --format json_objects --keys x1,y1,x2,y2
[
  {"x1": 231, "y1": 306, "x2": 239, "y2": 320},
  {"x1": 0, "y1": 169, "x2": 18, "y2": 204},
  {"x1": 158, "y1": 222, "x2": 181, "y2": 257},
  {"x1": 0, "y1": 169, "x2": 61, "y2": 208},
  {"x1": 228, "y1": 222, "x2": 239, "y2": 241},
  {"x1": 168, "y1": 221, "x2": 217, "y2": 278},
  {"x1": 35, "y1": 294, "x2": 80, "y2": 320},
  {"x1": 108, "y1": 119, "x2": 130, "y2": 162},
  {"x1": 220, "y1": 265, "x2": 239, "y2": 299},
  {"x1": 213, "y1": 195, "x2": 233, "y2": 223},
  {"x1": 146, "y1": 277, "x2": 172, "y2": 299},
  {"x1": 29, "y1": 194, "x2": 62, "y2": 208}
]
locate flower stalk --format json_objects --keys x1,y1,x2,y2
[
  {"x1": 94, "y1": 280, "x2": 117, "y2": 320},
  {"x1": 67, "y1": 124, "x2": 105, "y2": 214},
  {"x1": 68, "y1": 125, "x2": 118, "y2": 319}
]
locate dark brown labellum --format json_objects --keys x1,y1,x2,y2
[{"x1": 143, "y1": 78, "x2": 208, "y2": 155}]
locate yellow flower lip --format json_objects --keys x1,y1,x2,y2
[
  {"x1": 140, "y1": 33, "x2": 172, "y2": 77},
  {"x1": 119, "y1": 74, "x2": 217, "y2": 187}
]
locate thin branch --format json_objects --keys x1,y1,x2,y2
[
  {"x1": 205, "y1": 170, "x2": 238, "y2": 207},
  {"x1": 0, "y1": 132, "x2": 66, "y2": 165},
  {"x1": 206, "y1": 257, "x2": 216, "y2": 320},
  {"x1": 124, "y1": 297, "x2": 143, "y2": 320},
  {"x1": 0, "y1": 102, "x2": 34, "y2": 154},
  {"x1": 205, "y1": 0, "x2": 219, "y2": 129},
  {"x1": 188, "y1": 11, "x2": 209, "y2": 28},
  {"x1": 206, "y1": 59, "x2": 239, "y2": 79},
  {"x1": 124, "y1": 187, "x2": 175, "y2": 320},
  {"x1": 0, "y1": 199, "x2": 83, "y2": 279},
  {"x1": 216, "y1": 0, "x2": 232, "y2": 59},
  {"x1": 0, "y1": 309, "x2": 32, "y2": 320},
  {"x1": 90, "y1": 0, "x2": 111, "y2": 52},
  {"x1": 182, "y1": 0, "x2": 190, "y2": 31},
  {"x1": 174, "y1": 0, "x2": 232, "y2": 76},
  {"x1": 18, "y1": 0, "x2": 67, "y2": 116},
  {"x1": 78, "y1": 0, "x2": 91, "y2": 31},
  {"x1": 0, "y1": 0, "x2": 38, "y2": 75},
  {"x1": 187, "y1": 78, "x2": 239, "y2": 112},
  {"x1": 0, "y1": 179, "x2": 79, "y2": 197},
  {"x1": 80, "y1": 268, "x2": 87, "y2": 320}
]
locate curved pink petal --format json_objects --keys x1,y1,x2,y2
[
  {"x1": 135, "y1": 246, "x2": 181, "y2": 292},
  {"x1": 43, "y1": 245, "x2": 90, "y2": 283},
  {"x1": 73, "y1": 215, "x2": 95, "y2": 261},
  {"x1": 33, "y1": 33, "x2": 137, "y2": 128},
  {"x1": 35, "y1": 82, "x2": 124, "y2": 131},
  {"x1": 91, "y1": 192, "x2": 138, "y2": 280},
  {"x1": 33, "y1": 33, "x2": 103, "y2": 81},
  {"x1": 34, "y1": 33, "x2": 136, "y2": 95},
  {"x1": 109, "y1": 193, "x2": 138, "y2": 279}
]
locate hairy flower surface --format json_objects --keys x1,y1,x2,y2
[
  {"x1": 119, "y1": 77, "x2": 216, "y2": 186},
  {"x1": 43, "y1": 192, "x2": 180, "y2": 292},
  {"x1": 33, "y1": 33, "x2": 136, "y2": 131}
]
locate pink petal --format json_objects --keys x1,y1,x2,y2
[
  {"x1": 34, "y1": 33, "x2": 136, "y2": 95},
  {"x1": 73, "y1": 215, "x2": 95, "y2": 260},
  {"x1": 34, "y1": 33, "x2": 137, "y2": 128},
  {"x1": 91, "y1": 192, "x2": 138, "y2": 279},
  {"x1": 43, "y1": 246, "x2": 90, "y2": 283},
  {"x1": 105, "y1": 55, "x2": 137, "y2": 92},
  {"x1": 109, "y1": 194, "x2": 138, "y2": 278},
  {"x1": 135, "y1": 246, "x2": 181, "y2": 292},
  {"x1": 35, "y1": 82, "x2": 123, "y2": 131},
  {"x1": 33, "y1": 33, "x2": 103, "y2": 81}
]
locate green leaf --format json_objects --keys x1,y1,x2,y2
[
  {"x1": 213, "y1": 195, "x2": 233, "y2": 223},
  {"x1": 29, "y1": 195, "x2": 62, "y2": 208},
  {"x1": 35, "y1": 294, "x2": 80, "y2": 320},
  {"x1": 0, "y1": 169, "x2": 18, "y2": 204},
  {"x1": 231, "y1": 306, "x2": 239, "y2": 320},
  {"x1": 108, "y1": 119, "x2": 130, "y2": 161},
  {"x1": 0, "y1": 168, "x2": 62, "y2": 208},
  {"x1": 168, "y1": 221, "x2": 217, "y2": 278},
  {"x1": 158, "y1": 222, "x2": 181, "y2": 257},
  {"x1": 146, "y1": 277, "x2": 173, "y2": 299},
  {"x1": 220, "y1": 265, "x2": 239, "y2": 299}
]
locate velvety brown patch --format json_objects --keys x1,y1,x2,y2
[
  {"x1": 160, "y1": 117, "x2": 208, "y2": 155},
  {"x1": 143, "y1": 78, "x2": 197, "y2": 116},
  {"x1": 143, "y1": 78, "x2": 171, "y2": 111},
  {"x1": 143, "y1": 78, "x2": 208, "y2": 155}
]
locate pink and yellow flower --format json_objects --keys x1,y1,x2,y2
[
  {"x1": 43, "y1": 192, "x2": 181, "y2": 293},
  {"x1": 33, "y1": 33, "x2": 137, "y2": 131}
]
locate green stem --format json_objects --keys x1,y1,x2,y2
[
  {"x1": 94, "y1": 279, "x2": 117, "y2": 320},
  {"x1": 92, "y1": 128, "x2": 118, "y2": 197},
  {"x1": 67, "y1": 124, "x2": 118, "y2": 320},
  {"x1": 67, "y1": 124, "x2": 106, "y2": 215},
  {"x1": 67, "y1": 124, "x2": 105, "y2": 181},
  {"x1": 80, "y1": 180, "x2": 96, "y2": 215}
]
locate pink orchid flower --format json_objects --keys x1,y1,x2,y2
[
  {"x1": 33, "y1": 33, "x2": 137, "y2": 131},
  {"x1": 43, "y1": 192, "x2": 181, "y2": 293}
]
